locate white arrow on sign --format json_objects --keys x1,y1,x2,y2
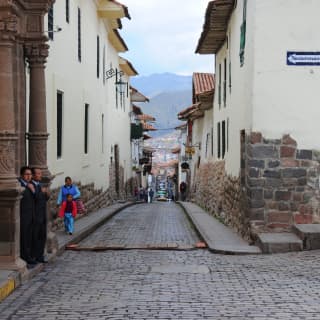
[{"x1": 288, "y1": 53, "x2": 320, "y2": 64}]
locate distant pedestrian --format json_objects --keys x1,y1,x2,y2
[
  {"x1": 57, "y1": 176, "x2": 80, "y2": 206},
  {"x1": 59, "y1": 194, "x2": 77, "y2": 235},
  {"x1": 18, "y1": 166, "x2": 36, "y2": 267},
  {"x1": 180, "y1": 181, "x2": 187, "y2": 201},
  {"x1": 149, "y1": 188, "x2": 154, "y2": 203},
  {"x1": 31, "y1": 167, "x2": 49, "y2": 263},
  {"x1": 139, "y1": 187, "x2": 145, "y2": 201},
  {"x1": 134, "y1": 186, "x2": 139, "y2": 201}
]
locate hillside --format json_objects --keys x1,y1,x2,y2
[
  {"x1": 131, "y1": 72, "x2": 192, "y2": 98},
  {"x1": 131, "y1": 73, "x2": 192, "y2": 137}
]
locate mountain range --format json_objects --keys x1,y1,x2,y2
[{"x1": 131, "y1": 73, "x2": 192, "y2": 137}]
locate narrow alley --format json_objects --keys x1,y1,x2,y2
[{"x1": 1, "y1": 203, "x2": 320, "y2": 320}]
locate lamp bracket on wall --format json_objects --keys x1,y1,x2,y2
[{"x1": 105, "y1": 68, "x2": 124, "y2": 80}]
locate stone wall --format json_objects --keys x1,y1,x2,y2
[
  {"x1": 246, "y1": 133, "x2": 320, "y2": 235},
  {"x1": 48, "y1": 165, "x2": 138, "y2": 235},
  {"x1": 191, "y1": 161, "x2": 251, "y2": 241}
]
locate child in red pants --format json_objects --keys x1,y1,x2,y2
[{"x1": 59, "y1": 194, "x2": 77, "y2": 235}]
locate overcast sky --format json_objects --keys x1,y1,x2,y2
[{"x1": 121, "y1": 0, "x2": 214, "y2": 77}]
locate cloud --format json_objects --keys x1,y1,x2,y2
[{"x1": 121, "y1": 0, "x2": 214, "y2": 76}]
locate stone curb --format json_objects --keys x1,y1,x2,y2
[
  {"x1": 53, "y1": 201, "x2": 137, "y2": 256},
  {"x1": 177, "y1": 201, "x2": 261, "y2": 255},
  {"x1": 0, "y1": 271, "x2": 19, "y2": 303},
  {"x1": 0, "y1": 201, "x2": 136, "y2": 303}
]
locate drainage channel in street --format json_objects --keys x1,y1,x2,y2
[{"x1": 65, "y1": 241, "x2": 207, "y2": 252}]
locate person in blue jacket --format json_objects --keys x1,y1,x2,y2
[{"x1": 57, "y1": 176, "x2": 81, "y2": 206}]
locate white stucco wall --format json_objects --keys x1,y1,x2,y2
[
  {"x1": 189, "y1": 117, "x2": 204, "y2": 185},
  {"x1": 252, "y1": 0, "x2": 320, "y2": 149},
  {"x1": 213, "y1": 0, "x2": 255, "y2": 176},
  {"x1": 45, "y1": 0, "x2": 132, "y2": 189},
  {"x1": 200, "y1": 108, "x2": 214, "y2": 162}
]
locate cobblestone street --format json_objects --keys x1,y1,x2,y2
[{"x1": 1, "y1": 203, "x2": 320, "y2": 319}]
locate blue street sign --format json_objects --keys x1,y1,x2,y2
[{"x1": 287, "y1": 51, "x2": 320, "y2": 66}]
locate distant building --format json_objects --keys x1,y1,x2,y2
[{"x1": 177, "y1": 73, "x2": 214, "y2": 194}]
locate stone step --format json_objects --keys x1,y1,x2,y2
[
  {"x1": 292, "y1": 224, "x2": 320, "y2": 250},
  {"x1": 257, "y1": 232, "x2": 303, "y2": 253}
]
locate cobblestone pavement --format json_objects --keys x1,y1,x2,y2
[
  {"x1": 1, "y1": 203, "x2": 320, "y2": 319},
  {"x1": 79, "y1": 202, "x2": 201, "y2": 247}
]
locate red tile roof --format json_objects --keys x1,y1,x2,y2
[
  {"x1": 142, "y1": 123, "x2": 157, "y2": 131},
  {"x1": 119, "y1": 56, "x2": 138, "y2": 76},
  {"x1": 143, "y1": 133, "x2": 152, "y2": 140},
  {"x1": 113, "y1": 29, "x2": 128, "y2": 51},
  {"x1": 136, "y1": 114, "x2": 156, "y2": 122},
  {"x1": 130, "y1": 86, "x2": 150, "y2": 102},
  {"x1": 110, "y1": 0, "x2": 131, "y2": 19},
  {"x1": 193, "y1": 73, "x2": 215, "y2": 96},
  {"x1": 195, "y1": 0, "x2": 235, "y2": 54},
  {"x1": 132, "y1": 104, "x2": 142, "y2": 115},
  {"x1": 175, "y1": 122, "x2": 187, "y2": 130},
  {"x1": 178, "y1": 103, "x2": 204, "y2": 121},
  {"x1": 171, "y1": 146, "x2": 181, "y2": 154}
]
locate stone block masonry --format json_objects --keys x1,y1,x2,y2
[
  {"x1": 191, "y1": 161, "x2": 252, "y2": 241},
  {"x1": 190, "y1": 132, "x2": 320, "y2": 243},
  {"x1": 246, "y1": 132, "x2": 320, "y2": 235}
]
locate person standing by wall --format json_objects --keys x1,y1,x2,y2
[
  {"x1": 18, "y1": 166, "x2": 36, "y2": 267},
  {"x1": 179, "y1": 181, "x2": 187, "y2": 201},
  {"x1": 31, "y1": 167, "x2": 49, "y2": 263}
]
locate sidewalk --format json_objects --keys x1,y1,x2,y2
[
  {"x1": 178, "y1": 201, "x2": 261, "y2": 255},
  {"x1": 0, "y1": 201, "x2": 135, "y2": 303}
]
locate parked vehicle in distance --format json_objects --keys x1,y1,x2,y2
[{"x1": 156, "y1": 189, "x2": 167, "y2": 201}]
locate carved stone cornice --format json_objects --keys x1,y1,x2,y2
[
  {"x1": 0, "y1": 12, "x2": 18, "y2": 41},
  {"x1": 15, "y1": 0, "x2": 55, "y2": 12},
  {"x1": 24, "y1": 41, "x2": 49, "y2": 65}
]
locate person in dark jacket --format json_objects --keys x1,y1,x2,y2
[
  {"x1": 148, "y1": 188, "x2": 154, "y2": 203},
  {"x1": 180, "y1": 181, "x2": 187, "y2": 201},
  {"x1": 18, "y1": 166, "x2": 36, "y2": 267},
  {"x1": 31, "y1": 167, "x2": 49, "y2": 263}
]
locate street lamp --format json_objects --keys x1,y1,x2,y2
[{"x1": 105, "y1": 67, "x2": 128, "y2": 95}]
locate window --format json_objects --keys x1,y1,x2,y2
[
  {"x1": 222, "y1": 120, "x2": 226, "y2": 158},
  {"x1": 223, "y1": 58, "x2": 227, "y2": 107},
  {"x1": 205, "y1": 133, "x2": 209, "y2": 158},
  {"x1": 48, "y1": 5, "x2": 54, "y2": 40},
  {"x1": 239, "y1": 0, "x2": 247, "y2": 66},
  {"x1": 211, "y1": 127, "x2": 214, "y2": 157},
  {"x1": 78, "y1": 7, "x2": 81, "y2": 62},
  {"x1": 84, "y1": 104, "x2": 89, "y2": 154},
  {"x1": 115, "y1": 68, "x2": 119, "y2": 108},
  {"x1": 101, "y1": 114, "x2": 104, "y2": 153},
  {"x1": 103, "y1": 46, "x2": 106, "y2": 85},
  {"x1": 217, "y1": 122, "x2": 221, "y2": 158},
  {"x1": 227, "y1": 118, "x2": 229, "y2": 151},
  {"x1": 229, "y1": 32, "x2": 232, "y2": 93},
  {"x1": 97, "y1": 36, "x2": 100, "y2": 78},
  {"x1": 218, "y1": 63, "x2": 222, "y2": 108},
  {"x1": 229, "y1": 60, "x2": 232, "y2": 93},
  {"x1": 66, "y1": 0, "x2": 70, "y2": 23},
  {"x1": 57, "y1": 91, "x2": 63, "y2": 158}
]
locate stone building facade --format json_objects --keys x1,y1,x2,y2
[{"x1": 0, "y1": 0, "x2": 54, "y2": 270}]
